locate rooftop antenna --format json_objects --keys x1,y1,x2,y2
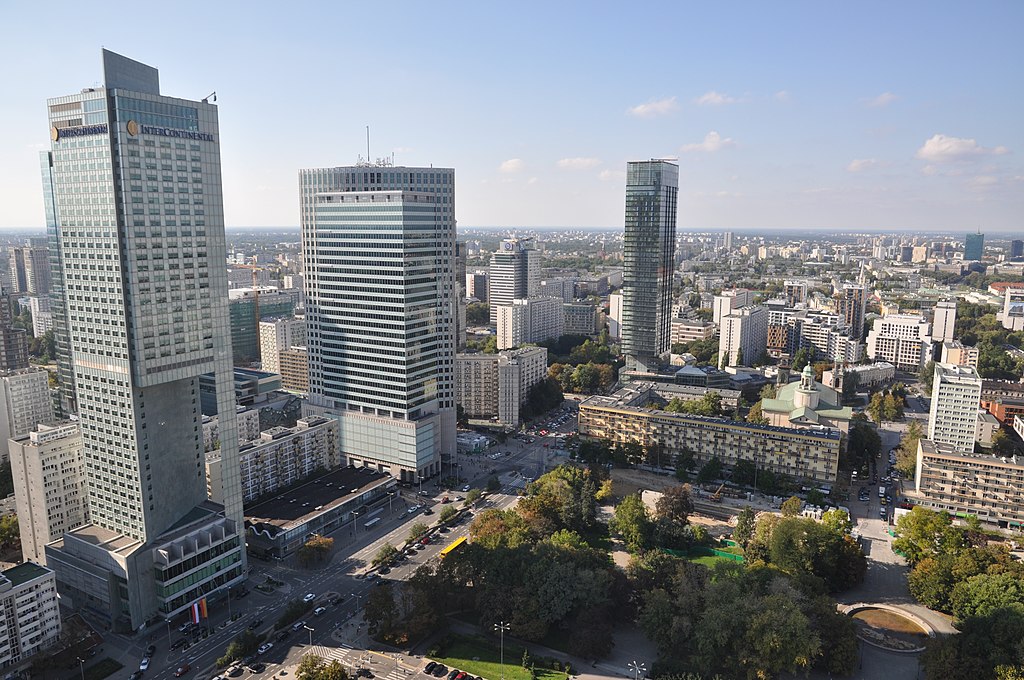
[
  {"x1": 366, "y1": 126, "x2": 370, "y2": 161},
  {"x1": 202, "y1": 92, "x2": 217, "y2": 103}
]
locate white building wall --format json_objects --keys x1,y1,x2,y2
[{"x1": 927, "y1": 363, "x2": 982, "y2": 453}]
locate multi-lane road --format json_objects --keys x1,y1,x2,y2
[{"x1": 126, "y1": 478, "x2": 528, "y2": 680}]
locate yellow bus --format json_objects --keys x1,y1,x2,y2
[{"x1": 439, "y1": 536, "x2": 467, "y2": 558}]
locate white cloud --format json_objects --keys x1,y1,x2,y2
[
  {"x1": 695, "y1": 91, "x2": 740, "y2": 106},
  {"x1": 598, "y1": 169, "x2": 626, "y2": 182},
  {"x1": 680, "y1": 131, "x2": 735, "y2": 153},
  {"x1": 527, "y1": 177, "x2": 539, "y2": 185},
  {"x1": 499, "y1": 158, "x2": 524, "y2": 173},
  {"x1": 865, "y1": 92, "x2": 898, "y2": 107},
  {"x1": 392, "y1": 146, "x2": 414, "y2": 154},
  {"x1": 774, "y1": 90, "x2": 790, "y2": 102},
  {"x1": 916, "y1": 134, "x2": 1009, "y2": 163},
  {"x1": 556, "y1": 157, "x2": 601, "y2": 170},
  {"x1": 627, "y1": 96, "x2": 678, "y2": 118},
  {"x1": 847, "y1": 158, "x2": 880, "y2": 172}
]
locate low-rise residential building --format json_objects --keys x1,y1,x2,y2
[
  {"x1": 977, "y1": 411, "x2": 1001, "y2": 448},
  {"x1": 27, "y1": 297, "x2": 52, "y2": 338},
  {"x1": 278, "y1": 347, "x2": 309, "y2": 393},
  {"x1": 205, "y1": 416, "x2": 339, "y2": 505},
  {"x1": 1014, "y1": 415, "x2": 1024, "y2": 443},
  {"x1": 0, "y1": 563, "x2": 61, "y2": 669},
  {"x1": 455, "y1": 347, "x2": 548, "y2": 426},
  {"x1": 980, "y1": 381, "x2": 1024, "y2": 427},
  {"x1": 941, "y1": 340, "x2": 979, "y2": 368},
  {"x1": 579, "y1": 383, "x2": 841, "y2": 484},
  {"x1": 670, "y1": 319, "x2": 716, "y2": 345},
  {"x1": 496, "y1": 297, "x2": 564, "y2": 350},
  {"x1": 910, "y1": 438, "x2": 1024, "y2": 528},
  {"x1": 8, "y1": 422, "x2": 88, "y2": 566},
  {"x1": 866, "y1": 314, "x2": 932, "y2": 371},
  {"x1": 0, "y1": 368, "x2": 55, "y2": 464},
  {"x1": 823, "y1": 362, "x2": 895, "y2": 391},
  {"x1": 202, "y1": 408, "x2": 261, "y2": 453},
  {"x1": 563, "y1": 303, "x2": 598, "y2": 335}
]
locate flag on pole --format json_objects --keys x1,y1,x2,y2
[
  {"x1": 199, "y1": 598, "x2": 208, "y2": 620},
  {"x1": 190, "y1": 602, "x2": 200, "y2": 624}
]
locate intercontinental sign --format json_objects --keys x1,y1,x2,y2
[{"x1": 127, "y1": 119, "x2": 214, "y2": 142}]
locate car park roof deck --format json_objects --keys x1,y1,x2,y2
[{"x1": 245, "y1": 466, "x2": 394, "y2": 531}]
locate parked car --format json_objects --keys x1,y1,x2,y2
[
  {"x1": 171, "y1": 638, "x2": 187, "y2": 650},
  {"x1": 257, "y1": 643, "x2": 273, "y2": 655},
  {"x1": 145, "y1": 645, "x2": 156, "y2": 657},
  {"x1": 140, "y1": 658, "x2": 150, "y2": 671},
  {"x1": 423, "y1": 662, "x2": 437, "y2": 675},
  {"x1": 130, "y1": 672, "x2": 144, "y2": 680},
  {"x1": 303, "y1": 593, "x2": 316, "y2": 603},
  {"x1": 291, "y1": 620, "x2": 307, "y2": 632},
  {"x1": 431, "y1": 666, "x2": 448, "y2": 678},
  {"x1": 275, "y1": 630, "x2": 290, "y2": 642},
  {"x1": 247, "y1": 663, "x2": 266, "y2": 674},
  {"x1": 178, "y1": 622, "x2": 193, "y2": 633},
  {"x1": 226, "y1": 666, "x2": 243, "y2": 678}
]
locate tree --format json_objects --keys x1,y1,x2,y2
[
  {"x1": 407, "y1": 522, "x2": 429, "y2": 543},
  {"x1": 297, "y1": 534, "x2": 334, "y2": 566},
  {"x1": 896, "y1": 419, "x2": 924, "y2": 478},
  {"x1": 363, "y1": 582, "x2": 398, "y2": 636},
  {"x1": 695, "y1": 457, "x2": 722, "y2": 484},
  {"x1": 731, "y1": 459, "x2": 756, "y2": 487},
  {"x1": 893, "y1": 507, "x2": 965, "y2": 566},
  {"x1": 821, "y1": 508, "x2": 853, "y2": 535},
  {"x1": 781, "y1": 496, "x2": 803, "y2": 517},
  {"x1": 733, "y1": 508, "x2": 756, "y2": 547},
  {"x1": 950, "y1": 573, "x2": 1024, "y2": 621},
  {"x1": 464, "y1": 488, "x2": 482, "y2": 506},
  {"x1": 746, "y1": 400, "x2": 769, "y2": 425},
  {"x1": 218, "y1": 630, "x2": 262, "y2": 666},
  {"x1": 466, "y1": 302, "x2": 489, "y2": 326},
  {"x1": 792, "y1": 347, "x2": 812, "y2": 372},
  {"x1": 922, "y1": 607, "x2": 1024, "y2": 680},
  {"x1": 609, "y1": 493, "x2": 652, "y2": 553},
  {"x1": 919, "y1": 359, "x2": 936, "y2": 396},
  {"x1": 655, "y1": 485, "x2": 694, "y2": 526},
  {"x1": 439, "y1": 505, "x2": 459, "y2": 524},
  {"x1": 371, "y1": 543, "x2": 398, "y2": 567},
  {"x1": 867, "y1": 391, "x2": 885, "y2": 423},
  {"x1": 845, "y1": 420, "x2": 881, "y2": 472},
  {"x1": 297, "y1": 655, "x2": 349, "y2": 680},
  {"x1": 992, "y1": 429, "x2": 1019, "y2": 457}
]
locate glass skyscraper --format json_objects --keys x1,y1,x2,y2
[
  {"x1": 40, "y1": 50, "x2": 244, "y2": 631},
  {"x1": 300, "y1": 165, "x2": 456, "y2": 482},
  {"x1": 964, "y1": 231, "x2": 985, "y2": 261},
  {"x1": 621, "y1": 160, "x2": 678, "y2": 372}
]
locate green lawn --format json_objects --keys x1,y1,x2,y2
[
  {"x1": 83, "y1": 658, "x2": 124, "y2": 680},
  {"x1": 688, "y1": 554, "x2": 731, "y2": 569},
  {"x1": 432, "y1": 634, "x2": 568, "y2": 680}
]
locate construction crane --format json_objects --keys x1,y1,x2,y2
[{"x1": 711, "y1": 483, "x2": 725, "y2": 503}]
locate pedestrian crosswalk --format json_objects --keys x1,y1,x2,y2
[{"x1": 304, "y1": 645, "x2": 414, "y2": 680}]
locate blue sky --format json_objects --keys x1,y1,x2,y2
[{"x1": 2, "y1": 1, "x2": 1021, "y2": 231}]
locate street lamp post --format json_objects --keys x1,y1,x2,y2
[
  {"x1": 628, "y1": 660, "x2": 646, "y2": 680},
  {"x1": 77, "y1": 657, "x2": 85, "y2": 680},
  {"x1": 494, "y1": 621, "x2": 510, "y2": 680},
  {"x1": 351, "y1": 592, "x2": 362, "y2": 611},
  {"x1": 304, "y1": 624, "x2": 314, "y2": 647}
]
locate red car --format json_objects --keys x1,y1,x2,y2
[
  {"x1": 175, "y1": 665, "x2": 191, "y2": 677},
  {"x1": 420, "y1": 536, "x2": 430, "y2": 545}
]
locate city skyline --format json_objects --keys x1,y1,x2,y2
[{"x1": 2, "y1": 2, "x2": 1022, "y2": 232}]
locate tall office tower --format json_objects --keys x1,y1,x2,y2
[
  {"x1": 928, "y1": 363, "x2": 982, "y2": 453},
  {"x1": 488, "y1": 238, "x2": 539, "y2": 325},
  {"x1": 723, "y1": 231, "x2": 734, "y2": 251},
  {"x1": 455, "y1": 240, "x2": 467, "y2": 350},
  {"x1": 41, "y1": 152, "x2": 76, "y2": 413},
  {"x1": 783, "y1": 280, "x2": 808, "y2": 307},
  {"x1": 496, "y1": 296, "x2": 565, "y2": 350},
  {"x1": 0, "y1": 291, "x2": 29, "y2": 373},
  {"x1": 300, "y1": 164, "x2": 456, "y2": 482},
  {"x1": 228, "y1": 287, "x2": 299, "y2": 364},
  {"x1": 964, "y1": 231, "x2": 985, "y2": 261},
  {"x1": 712, "y1": 289, "x2": 755, "y2": 326},
  {"x1": 866, "y1": 315, "x2": 932, "y2": 371},
  {"x1": 1011, "y1": 240, "x2": 1024, "y2": 260},
  {"x1": 258, "y1": 317, "x2": 306, "y2": 374},
  {"x1": 621, "y1": 160, "x2": 678, "y2": 372},
  {"x1": 41, "y1": 51, "x2": 244, "y2": 631},
  {"x1": 836, "y1": 283, "x2": 868, "y2": 340},
  {"x1": 466, "y1": 272, "x2": 489, "y2": 302},
  {"x1": 6, "y1": 240, "x2": 49, "y2": 295},
  {"x1": 931, "y1": 300, "x2": 957, "y2": 344}
]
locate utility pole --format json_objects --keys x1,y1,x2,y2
[
  {"x1": 628, "y1": 661, "x2": 646, "y2": 680},
  {"x1": 494, "y1": 621, "x2": 510, "y2": 680}
]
